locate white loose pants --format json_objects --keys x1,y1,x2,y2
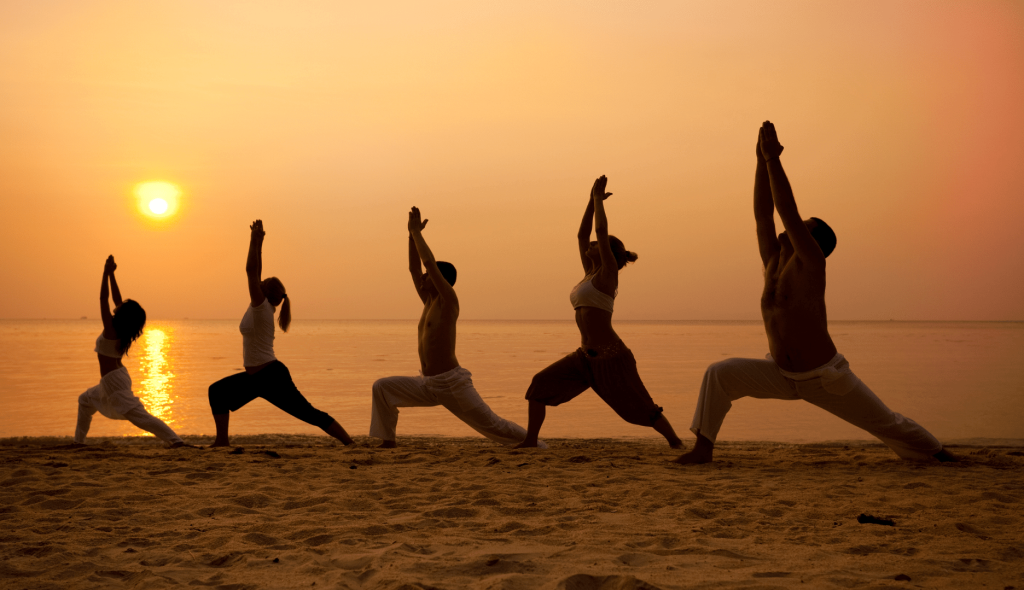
[
  {"x1": 371, "y1": 366, "x2": 541, "y2": 447},
  {"x1": 75, "y1": 367, "x2": 183, "y2": 445},
  {"x1": 690, "y1": 354, "x2": 942, "y2": 461}
]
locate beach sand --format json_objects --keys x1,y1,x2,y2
[{"x1": 1, "y1": 436, "x2": 1022, "y2": 589}]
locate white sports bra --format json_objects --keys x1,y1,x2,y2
[
  {"x1": 95, "y1": 333, "x2": 122, "y2": 358},
  {"x1": 570, "y1": 276, "x2": 615, "y2": 313}
]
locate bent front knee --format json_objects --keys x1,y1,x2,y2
[{"x1": 208, "y1": 385, "x2": 231, "y2": 414}]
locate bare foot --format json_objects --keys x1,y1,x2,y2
[
  {"x1": 672, "y1": 449, "x2": 713, "y2": 465},
  {"x1": 377, "y1": 440, "x2": 397, "y2": 449},
  {"x1": 668, "y1": 438, "x2": 685, "y2": 450},
  {"x1": 208, "y1": 441, "x2": 231, "y2": 448},
  {"x1": 672, "y1": 434, "x2": 713, "y2": 464},
  {"x1": 934, "y1": 448, "x2": 958, "y2": 462},
  {"x1": 514, "y1": 439, "x2": 539, "y2": 449}
]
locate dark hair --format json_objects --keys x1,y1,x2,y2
[
  {"x1": 436, "y1": 262, "x2": 457, "y2": 286},
  {"x1": 262, "y1": 277, "x2": 291, "y2": 332},
  {"x1": 809, "y1": 217, "x2": 837, "y2": 258},
  {"x1": 608, "y1": 235, "x2": 639, "y2": 270},
  {"x1": 112, "y1": 299, "x2": 146, "y2": 357}
]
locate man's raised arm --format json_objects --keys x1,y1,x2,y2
[
  {"x1": 760, "y1": 121, "x2": 825, "y2": 266},
  {"x1": 408, "y1": 229, "x2": 427, "y2": 303},
  {"x1": 408, "y1": 207, "x2": 457, "y2": 303},
  {"x1": 754, "y1": 131, "x2": 780, "y2": 267}
]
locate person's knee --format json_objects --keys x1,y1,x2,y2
[
  {"x1": 525, "y1": 374, "x2": 556, "y2": 401},
  {"x1": 208, "y1": 383, "x2": 231, "y2": 414},
  {"x1": 706, "y1": 358, "x2": 744, "y2": 377}
]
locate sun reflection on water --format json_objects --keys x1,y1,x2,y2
[{"x1": 138, "y1": 326, "x2": 176, "y2": 425}]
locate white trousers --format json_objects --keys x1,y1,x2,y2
[
  {"x1": 371, "y1": 366, "x2": 542, "y2": 447},
  {"x1": 75, "y1": 368, "x2": 182, "y2": 445},
  {"x1": 690, "y1": 354, "x2": 942, "y2": 461}
]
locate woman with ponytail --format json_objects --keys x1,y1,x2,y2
[
  {"x1": 208, "y1": 220, "x2": 354, "y2": 447},
  {"x1": 75, "y1": 255, "x2": 184, "y2": 446},
  {"x1": 515, "y1": 176, "x2": 683, "y2": 449}
]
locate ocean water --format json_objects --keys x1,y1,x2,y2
[{"x1": 1, "y1": 320, "x2": 1022, "y2": 443}]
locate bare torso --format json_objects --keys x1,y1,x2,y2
[
  {"x1": 418, "y1": 295, "x2": 460, "y2": 376},
  {"x1": 97, "y1": 354, "x2": 123, "y2": 378},
  {"x1": 575, "y1": 306, "x2": 620, "y2": 349},
  {"x1": 761, "y1": 242, "x2": 837, "y2": 372}
]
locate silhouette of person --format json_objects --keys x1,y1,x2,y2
[
  {"x1": 208, "y1": 220, "x2": 354, "y2": 447},
  {"x1": 370, "y1": 207, "x2": 539, "y2": 448},
  {"x1": 74, "y1": 255, "x2": 184, "y2": 446},
  {"x1": 674, "y1": 121, "x2": 955, "y2": 464},
  {"x1": 515, "y1": 176, "x2": 683, "y2": 449}
]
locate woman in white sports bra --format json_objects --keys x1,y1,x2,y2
[
  {"x1": 74, "y1": 256, "x2": 184, "y2": 447},
  {"x1": 207, "y1": 220, "x2": 354, "y2": 447},
  {"x1": 516, "y1": 176, "x2": 683, "y2": 449}
]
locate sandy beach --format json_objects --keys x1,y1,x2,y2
[{"x1": 1, "y1": 436, "x2": 1022, "y2": 589}]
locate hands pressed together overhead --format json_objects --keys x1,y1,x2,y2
[
  {"x1": 758, "y1": 120, "x2": 784, "y2": 161},
  {"x1": 250, "y1": 219, "x2": 265, "y2": 240},
  {"x1": 591, "y1": 175, "x2": 613, "y2": 202},
  {"x1": 408, "y1": 207, "x2": 428, "y2": 233}
]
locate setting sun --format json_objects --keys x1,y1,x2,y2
[{"x1": 134, "y1": 181, "x2": 181, "y2": 220}]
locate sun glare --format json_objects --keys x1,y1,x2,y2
[{"x1": 134, "y1": 181, "x2": 181, "y2": 220}]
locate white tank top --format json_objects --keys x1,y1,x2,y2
[
  {"x1": 94, "y1": 333, "x2": 122, "y2": 358},
  {"x1": 569, "y1": 276, "x2": 615, "y2": 313},
  {"x1": 240, "y1": 299, "x2": 277, "y2": 367}
]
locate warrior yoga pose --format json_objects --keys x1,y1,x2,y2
[
  {"x1": 74, "y1": 256, "x2": 184, "y2": 446},
  {"x1": 674, "y1": 121, "x2": 954, "y2": 464},
  {"x1": 515, "y1": 176, "x2": 683, "y2": 448},
  {"x1": 208, "y1": 220, "x2": 354, "y2": 447},
  {"x1": 370, "y1": 207, "x2": 538, "y2": 448}
]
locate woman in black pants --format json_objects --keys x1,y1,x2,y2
[{"x1": 208, "y1": 219, "x2": 354, "y2": 447}]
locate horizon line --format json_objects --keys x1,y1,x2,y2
[{"x1": 3, "y1": 318, "x2": 1023, "y2": 323}]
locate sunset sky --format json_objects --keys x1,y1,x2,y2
[{"x1": 1, "y1": 1, "x2": 1022, "y2": 321}]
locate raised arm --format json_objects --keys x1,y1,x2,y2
[
  {"x1": 246, "y1": 220, "x2": 266, "y2": 307},
  {"x1": 577, "y1": 191, "x2": 596, "y2": 273},
  {"x1": 590, "y1": 175, "x2": 619, "y2": 294},
  {"x1": 408, "y1": 207, "x2": 457, "y2": 304},
  {"x1": 100, "y1": 256, "x2": 117, "y2": 338},
  {"x1": 754, "y1": 132, "x2": 780, "y2": 267},
  {"x1": 408, "y1": 218, "x2": 428, "y2": 303},
  {"x1": 108, "y1": 259, "x2": 123, "y2": 308},
  {"x1": 760, "y1": 121, "x2": 825, "y2": 266}
]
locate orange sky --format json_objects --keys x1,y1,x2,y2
[{"x1": 1, "y1": 1, "x2": 1022, "y2": 320}]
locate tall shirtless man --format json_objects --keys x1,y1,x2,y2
[
  {"x1": 675, "y1": 121, "x2": 954, "y2": 464},
  {"x1": 370, "y1": 207, "x2": 539, "y2": 448}
]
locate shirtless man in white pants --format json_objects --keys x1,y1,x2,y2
[
  {"x1": 370, "y1": 207, "x2": 538, "y2": 448},
  {"x1": 674, "y1": 121, "x2": 955, "y2": 464}
]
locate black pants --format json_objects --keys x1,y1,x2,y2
[{"x1": 208, "y1": 361, "x2": 335, "y2": 430}]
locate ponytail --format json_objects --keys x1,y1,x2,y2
[
  {"x1": 278, "y1": 293, "x2": 291, "y2": 332},
  {"x1": 608, "y1": 235, "x2": 639, "y2": 270}
]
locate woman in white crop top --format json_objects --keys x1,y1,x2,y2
[
  {"x1": 516, "y1": 176, "x2": 683, "y2": 449},
  {"x1": 207, "y1": 220, "x2": 354, "y2": 447},
  {"x1": 74, "y1": 256, "x2": 184, "y2": 447}
]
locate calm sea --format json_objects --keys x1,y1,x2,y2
[{"x1": 1, "y1": 320, "x2": 1021, "y2": 443}]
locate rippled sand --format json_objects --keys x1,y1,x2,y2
[{"x1": 1, "y1": 435, "x2": 1022, "y2": 589}]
